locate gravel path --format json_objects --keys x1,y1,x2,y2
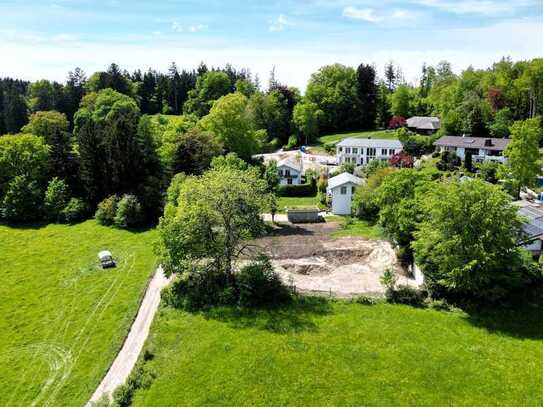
[{"x1": 86, "y1": 267, "x2": 172, "y2": 405}]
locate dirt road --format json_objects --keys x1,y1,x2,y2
[{"x1": 86, "y1": 267, "x2": 172, "y2": 405}]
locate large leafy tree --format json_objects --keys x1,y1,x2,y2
[
  {"x1": 183, "y1": 71, "x2": 232, "y2": 117},
  {"x1": 292, "y1": 101, "x2": 322, "y2": 145},
  {"x1": 200, "y1": 93, "x2": 261, "y2": 161},
  {"x1": 74, "y1": 89, "x2": 148, "y2": 203},
  {"x1": 305, "y1": 64, "x2": 360, "y2": 133},
  {"x1": 413, "y1": 179, "x2": 538, "y2": 297},
  {"x1": 157, "y1": 164, "x2": 269, "y2": 278},
  {"x1": 22, "y1": 111, "x2": 76, "y2": 182},
  {"x1": 500, "y1": 117, "x2": 542, "y2": 197},
  {"x1": 171, "y1": 128, "x2": 223, "y2": 175}
]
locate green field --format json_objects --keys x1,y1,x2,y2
[
  {"x1": 0, "y1": 221, "x2": 157, "y2": 406},
  {"x1": 318, "y1": 130, "x2": 396, "y2": 146},
  {"x1": 130, "y1": 299, "x2": 543, "y2": 406},
  {"x1": 277, "y1": 195, "x2": 320, "y2": 213},
  {"x1": 330, "y1": 217, "x2": 385, "y2": 239}
]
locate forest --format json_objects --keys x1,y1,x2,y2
[{"x1": 1, "y1": 57, "x2": 543, "y2": 225}]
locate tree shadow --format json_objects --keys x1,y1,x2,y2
[
  {"x1": 267, "y1": 223, "x2": 315, "y2": 237},
  {"x1": 0, "y1": 220, "x2": 50, "y2": 230},
  {"x1": 199, "y1": 296, "x2": 333, "y2": 334},
  {"x1": 459, "y1": 287, "x2": 543, "y2": 340}
]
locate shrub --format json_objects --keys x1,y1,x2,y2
[
  {"x1": 380, "y1": 268, "x2": 398, "y2": 291},
  {"x1": 436, "y1": 151, "x2": 461, "y2": 171},
  {"x1": 355, "y1": 295, "x2": 378, "y2": 305},
  {"x1": 61, "y1": 198, "x2": 88, "y2": 224},
  {"x1": 1, "y1": 175, "x2": 42, "y2": 222},
  {"x1": 113, "y1": 361, "x2": 156, "y2": 407},
  {"x1": 114, "y1": 194, "x2": 143, "y2": 228},
  {"x1": 237, "y1": 255, "x2": 291, "y2": 307},
  {"x1": 388, "y1": 115, "x2": 406, "y2": 129},
  {"x1": 277, "y1": 182, "x2": 316, "y2": 197},
  {"x1": 95, "y1": 195, "x2": 119, "y2": 225},
  {"x1": 286, "y1": 135, "x2": 299, "y2": 150},
  {"x1": 385, "y1": 285, "x2": 427, "y2": 307},
  {"x1": 44, "y1": 177, "x2": 69, "y2": 222}
]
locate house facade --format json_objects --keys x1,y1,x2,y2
[
  {"x1": 326, "y1": 172, "x2": 363, "y2": 215},
  {"x1": 277, "y1": 157, "x2": 302, "y2": 185},
  {"x1": 433, "y1": 136, "x2": 510, "y2": 163},
  {"x1": 407, "y1": 116, "x2": 441, "y2": 135},
  {"x1": 336, "y1": 138, "x2": 403, "y2": 167}
]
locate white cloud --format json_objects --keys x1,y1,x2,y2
[
  {"x1": 269, "y1": 14, "x2": 293, "y2": 32},
  {"x1": 188, "y1": 24, "x2": 208, "y2": 33},
  {"x1": 415, "y1": 0, "x2": 534, "y2": 15},
  {"x1": 171, "y1": 21, "x2": 183, "y2": 32},
  {"x1": 342, "y1": 6, "x2": 417, "y2": 23},
  {"x1": 171, "y1": 21, "x2": 207, "y2": 33}
]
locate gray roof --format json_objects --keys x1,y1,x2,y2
[
  {"x1": 277, "y1": 157, "x2": 302, "y2": 172},
  {"x1": 336, "y1": 138, "x2": 403, "y2": 149},
  {"x1": 407, "y1": 116, "x2": 441, "y2": 130},
  {"x1": 515, "y1": 202, "x2": 543, "y2": 241},
  {"x1": 327, "y1": 172, "x2": 363, "y2": 191},
  {"x1": 433, "y1": 136, "x2": 510, "y2": 152}
]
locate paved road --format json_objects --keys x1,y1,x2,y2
[{"x1": 87, "y1": 267, "x2": 172, "y2": 405}]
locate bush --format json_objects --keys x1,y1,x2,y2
[
  {"x1": 380, "y1": 268, "x2": 398, "y2": 291},
  {"x1": 95, "y1": 195, "x2": 119, "y2": 226},
  {"x1": 237, "y1": 255, "x2": 291, "y2": 307},
  {"x1": 114, "y1": 194, "x2": 143, "y2": 228},
  {"x1": 285, "y1": 135, "x2": 299, "y2": 150},
  {"x1": 436, "y1": 151, "x2": 461, "y2": 171},
  {"x1": 277, "y1": 182, "x2": 316, "y2": 197},
  {"x1": 354, "y1": 295, "x2": 378, "y2": 305},
  {"x1": 385, "y1": 285, "x2": 427, "y2": 307},
  {"x1": 112, "y1": 361, "x2": 156, "y2": 407},
  {"x1": 61, "y1": 198, "x2": 88, "y2": 224},
  {"x1": 167, "y1": 267, "x2": 232, "y2": 310},
  {"x1": 44, "y1": 177, "x2": 69, "y2": 222},
  {"x1": 1, "y1": 175, "x2": 42, "y2": 222}
]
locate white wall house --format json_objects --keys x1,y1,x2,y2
[
  {"x1": 336, "y1": 138, "x2": 403, "y2": 167},
  {"x1": 277, "y1": 157, "x2": 302, "y2": 185},
  {"x1": 433, "y1": 136, "x2": 510, "y2": 163},
  {"x1": 326, "y1": 172, "x2": 363, "y2": 215}
]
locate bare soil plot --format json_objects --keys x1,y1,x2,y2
[{"x1": 253, "y1": 222, "x2": 417, "y2": 296}]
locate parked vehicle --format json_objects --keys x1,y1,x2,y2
[{"x1": 98, "y1": 250, "x2": 116, "y2": 269}]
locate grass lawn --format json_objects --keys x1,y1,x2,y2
[
  {"x1": 276, "y1": 195, "x2": 320, "y2": 213},
  {"x1": 130, "y1": 299, "x2": 543, "y2": 406},
  {"x1": 329, "y1": 217, "x2": 385, "y2": 239},
  {"x1": 0, "y1": 220, "x2": 157, "y2": 406},
  {"x1": 317, "y1": 129, "x2": 397, "y2": 147}
]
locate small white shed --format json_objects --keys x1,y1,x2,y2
[{"x1": 326, "y1": 172, "x2": 363, "y2": 215}]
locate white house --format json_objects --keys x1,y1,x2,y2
[
  {"x1": 336, "y1": 138, "x2": 403, "y2": 167},
  {"x1": 326, "y1": 172, "x2": 363, "y2": 215},
  {"x1": 433, "y1": 136, "x2": 510, "y2": 163},
  {"x1": 407, "y1": 116, "x2": 441, "y2": 135},
  {"x1": 277, "y1": 157, "x2": 302, "y2": 185}
]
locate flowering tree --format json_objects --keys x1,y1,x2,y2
[
  {"x1": 388, "y1": 115, "x2": 406, "y2": 129},
  {"x1": 389, "y1": 151, "x2": 414, "y2": 168}
]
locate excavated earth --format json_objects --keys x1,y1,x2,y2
[{"x1": 251, "y1": 222, "x2": 418, "y2": 297}]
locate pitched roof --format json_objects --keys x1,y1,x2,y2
[
  {"x1": 327, "y1": 172, "x2": 363, "y2": 190},
  {"x1": 433, "y1": 136, "x2": 510, "y2": 152},
  {"x1": 277, "y1": 157, "x2": 302, "y2": 172},
  {"x1": 514, "y1": 201, "x2": 543, "y2": 241},
  {"x1": 407, "y1": 116, "x2": 441, "y2": 130},
  {"x1": 336, "y1": 138, "x2": 403, "y2": 149}
]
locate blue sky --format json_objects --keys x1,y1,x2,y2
[{"x1": 1, "y1": 0, "x2": 542, "y2": 90}]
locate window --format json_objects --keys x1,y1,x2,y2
[
  {"x1": 352, "y1": 186, "x2": 356, "y2": 194},
  {"x1": 278, "y1": 169, "x2": 283, "y2": 176},
  {"x1": 345, "y1": 147, "x2": 351, "y2": 154},
  {"x1": 340, "y1": 186, "x2": 347, "y2": 195},
  {"x1": 338, "y1": 147, "x2": 343, "y2": 152},
  {"x1": 287, "y1": 178, "x2": 293, "y2": 185},
  {"x1": 389, "y1": 149, "x2": 395, "y2": 155},
  {"x1": 285, "y1": 169, "x2": 291, "y2": 176},
  {"x1": 352, "y1": 148, "x2": 358, "y2": 154},
  {"x1": 367, "y1": 147, "x2": 376, "y2": 157}
]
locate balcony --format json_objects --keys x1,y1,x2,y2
[{"x1": 472, "y1": 155, "x2": 506, "y2": 163}]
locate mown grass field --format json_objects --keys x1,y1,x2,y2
[
  {"x1": 0, "y1": 220, "x2": 157, "y2": 406},
  {"x1": 131, "y1": 299, "x2": 543, "y2": 406},
  {"x1": 277, "y1": 194, "x2": 320, "y2": 213},
  {"x1": 330, "y1": 217, "x2": 385, "y2": 240},
  {"x1": 316, "y1": 129, "x2": 396, "y2": 147}
]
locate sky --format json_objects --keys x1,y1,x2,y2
[{"x1": 1, "y1": 0, "x2": 542, "y2": 90}]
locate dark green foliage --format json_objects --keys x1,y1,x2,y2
[
  {"x1": 44, "y1": 177, "x2": 69, "y2": 222},
  {"x1": 61, "y1": 198, "x2": 88, "y2": 223},
  {"x1": 476, "y1": 160, "x2": 499, "y2": 184},
  {"x1": 278, "y1": 182, "x2": 317, "y2": 197},
  {"x1": 113, "y1": 360, "x2": 156, "y2": 407},
  {"x1": 385, "y1": 286, "x2": 427, "y2": 307},
  {"x1": 237, "y1": 255, "x2": 291, "y2": 307},
  {"x1": 171, "y1": 128, "x2": 223, "y2": 175},
  {"x1": 436, "y1": 151, "x2": 461, "y2": 171},
  {"x1": 95, "y1": 195, "x2": 119, "y2": 226},
  {"x1": 397, "y1": 128, "x2": 439, "y2": 157},
  {"x1": 1, "y1": 175, "x2": 42, "y2": 222},
  {"x1": 356, "y1": 63, "x2": 378, "y2": 129},
  {"x1": 114, "y1": 194, "x2": 143, "y2": 229}
]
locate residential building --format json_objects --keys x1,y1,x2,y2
[
  {"x1": 433, "y1": 136, "x2": 510, "y2": 163},
  {"x1": 277, "y1": 157, "x2": 302, "y2": 185},
  {"x1": 326, "y1": 172, "x2": 363, "y2": 215},
  {"x1": 406, "y1": 116, "x2": 441, "y2": 134},
  {"x1": 336, "y1": 138, "x2": 403, "y2": 167},
  {"x1": 513, "y1": 201, "x2": 543, "y2": 255}
]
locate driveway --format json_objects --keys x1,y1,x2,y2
[{"x1": 86, "y1": 267, "x2": 172, "y2": 405}]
